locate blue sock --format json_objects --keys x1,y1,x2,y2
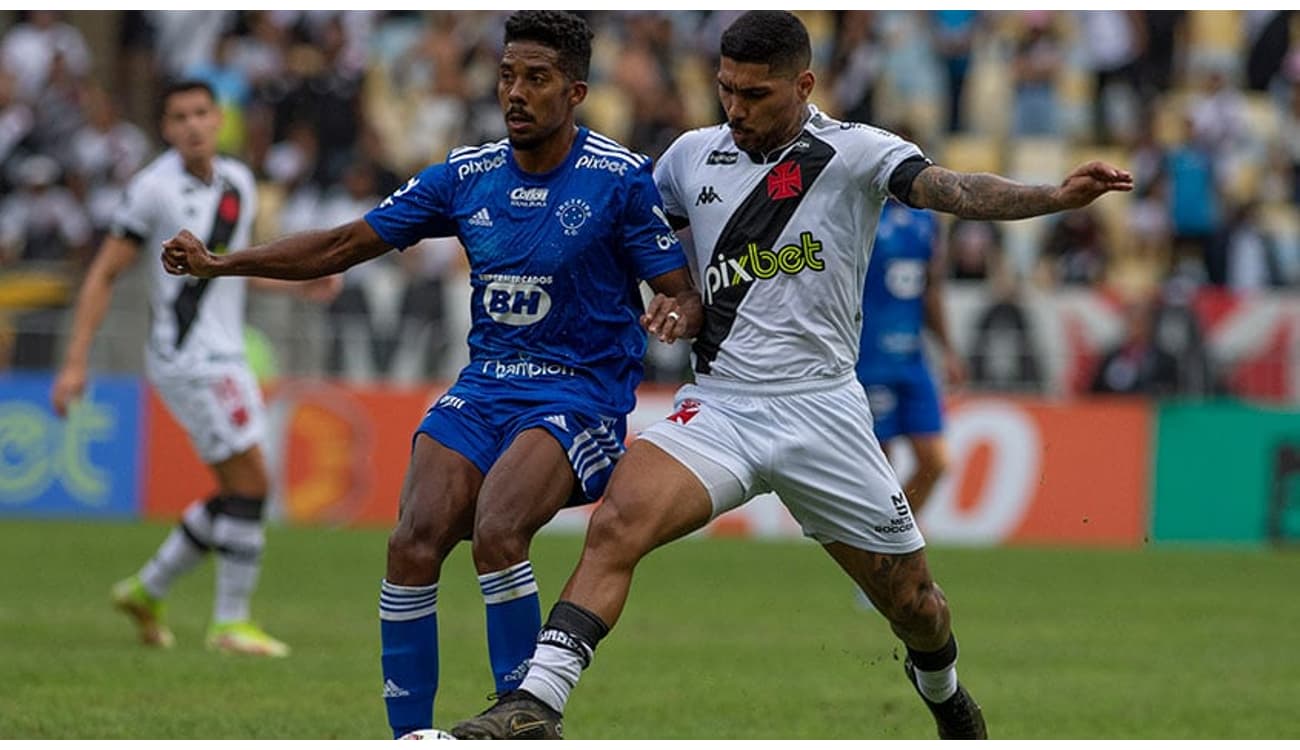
[
  {"x1": 478, "y1": 561, "x2": 541, "y2": 694},
  {"x1": 380, "y1": 580, "x2": 439, "y2": 738}
]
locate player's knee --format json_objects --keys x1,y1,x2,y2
[
  {"x1": 470, "y1": 512, "x2": 531, "y2": 570},
  {"x1": 386, "y1": 518, "x2": 454, "y2": 582},
  {"x1": 585, "y1": 495, "x2": 654, "y2": 565},
  {"x1": 886, "y1": 580, "x2": 949, "y2": 641}
]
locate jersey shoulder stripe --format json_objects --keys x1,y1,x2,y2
[
  {"x1": 449, "y1": 140, "x2": 509, "y2": 163},
  {"x1": 586, "y1": 131, "x2": 646, "y2": 160}
]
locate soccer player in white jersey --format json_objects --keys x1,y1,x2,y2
[
  {"x1": 51, "y1": 80, "x2": 338, "y2": 657},
  {"x1": 453, "y1": 11, "x2": 1133, "y2": 740}
]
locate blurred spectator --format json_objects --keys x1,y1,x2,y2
[
  {"x1": 1134, "y1": 11, "x2": 1184, "y2": 98},
  {"x1": 613, "y1": 12, "x2": 688, "y2": 156},
  {"x1": 947, "y1": 219, "x2": 1002, "y2": 281},
  {"x1": 1089, "y1": 297, "x2": 1181, "y2": 396},
  {"x1": 0, "y1": 10, "x2": 91, "y2": 101},
  {"x1": 1041, "y1": 208, "x2": 1107, "y2": 286},
  {"x1": 968, "y1": 294, "x2": 1043, "y2": 393},
  {"x1": 68, "y1": 86, "x2": 150, "y2": 239},
  {"x1": 1163, "y1": 115, "x2": 1221, "y2": 281},
  {"x1": 0, "y1": 70, "x2": 33, "y2": 169},
  {"x1": 1281, "y1": 55, "x2": 1300, "y2": 203},
  {"x1": 1010, "y1": 11, "x2": 1063, "y2": 136},
  {"x1": 931, "y1": 10, "x2": 979, "y2": 133},
  {"x1": 829, "y1": 12, "x2": 882, "y2": 124},
  {"x1": 1127, "y1": 177, "x2": 1174, "y2": 274},
  {"x1": 186, "y1": 32, "x2": 253, "y2": 154},
  {"x1": 146, "y1": 10, "x2": 233, "y2": 80},
  {"x1": 1080, "y1": 11, "x2": 1145, "y2": 144},
  {"x1": 1187, "y1": 60, "x2": 1247, "y2": 164},
  {"x1": 1153, "y1": 279, "x2": 1218, "y2": 397},
  {"x1": 0, "y1": 155, "x2": 92, "y2": 267},
  {"x1": 1244, "y1": 10, "x2": 1292, "y2": 92},
  {"x1": 1206, "y1": 201, "x2": 1284, "y2": 291},
  {"x1": 28, "y1": 52, "x2": 87, "y2": 163}
]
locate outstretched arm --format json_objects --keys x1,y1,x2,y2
[
  {"x1": 909, "y1": 161, "x2": 1133, "y2": 220},
  {"x1": 161, "y1": 218, "x2": 390, "y2": 281},
  {"x1": 642, "y1": 267, "x2": 702, "y2": 345}
]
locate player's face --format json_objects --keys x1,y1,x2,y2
[
  {"x1": 160, "y1": 89, "x2": 221, "y2": 164},
  {"x1": 717, "y1": 57, "x2": 814, "y2": 154},
  {"x1": 498, "y1": 41, "x2": 585, "y2": 151}
]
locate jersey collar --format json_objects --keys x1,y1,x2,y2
[{"x1": 506, "y1": 126, "x2": 588, "y2": 181}]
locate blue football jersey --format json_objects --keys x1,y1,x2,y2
[
  {"x1": 857, "y1": 200, "x2": 938, "y2": 375},
  {"x1": 364, "y1": 128, "x2": 686, "y2": 414}
]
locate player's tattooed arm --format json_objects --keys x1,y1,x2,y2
[{"x1": 909, "y1": 161, "x2": 1133, "y2": 220}]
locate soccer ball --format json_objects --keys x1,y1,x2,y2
[{"x1": 398, "y1": 728, "x2": 457, "y2": 740}]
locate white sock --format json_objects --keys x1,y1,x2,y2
[
  {"x1": 520, "y1": 642, "x2": 587, "y2": 714},
  {"x1": 211, "y1": 514, "x2": 265, "y2": 623},
  {"x1": 138, "y1": 500, "x2": 212, "y2": 598},
  {"x1": 915, "y1": 663, "x2": 958, "y2": 703}
]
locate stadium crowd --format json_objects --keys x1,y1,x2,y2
[{"x1": 2, "y1": 10, "x2": 1298, "y2": 395}]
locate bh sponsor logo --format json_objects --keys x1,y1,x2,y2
[
  {"x1": 457, "y1": 153, "x2": 506, "y2": 180},
  {"x1": 702, "y1": 231, "x2": 825, "y2": 304},
  {"x1": 484, "y1": 280, "x2": 552, "y2": 325},
  {"x1": 574, "y1": 154, "x2": 629, "y2": 176},
  {"x1": 510, "y1": 186, "x2": 549, "y2": 207}
]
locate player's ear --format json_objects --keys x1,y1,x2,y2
[
  {"x1": 795, "y1": 69, "x2": 815, "y2": 101},
  {"x1": 569, "y1": 80, "x2": 588, "y2": 108}
]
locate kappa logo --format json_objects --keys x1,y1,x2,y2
[
  {"x1": 510, "y1": 186, "x2": 549, "y2": 207},
  {"x1": 468, "y1": 207, "x2": 493, "y2": 227},
  {"x1": 767, "y1": 161, "x2": 803, "y2": 200},
  {"x1": 695, "y1": 185, "x2": 722, "y2": 205},
  {"x1": 706, "y1": 149, "x2": 738, "y2": 165}
]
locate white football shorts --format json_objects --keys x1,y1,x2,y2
[
  {"x1": 150, "y1": 362, "x2": 266, "y2": 465},
  {"x1": 638, "y1": 372, "x2": 925, "y2": 554}
]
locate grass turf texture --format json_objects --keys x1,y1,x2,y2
[{"x1": 2, "y1": 519, "x2": 1298, "y2": 739}]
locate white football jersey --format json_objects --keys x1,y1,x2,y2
[
  {"x1": 654, "y1": 105, "x2": 923, "y2": 384},
  {"x1": 111, "y1": 150, "x2": 257, "y2": 376}
]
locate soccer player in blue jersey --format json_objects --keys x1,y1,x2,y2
[
  {"x1": 160, "y1": 10, "x2": 700, "y2": 738},
  {"x1": 857, "y1": 198, "x2": 965, "y2": 516}
]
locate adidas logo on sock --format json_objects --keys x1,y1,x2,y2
[
  {"x1": 468, "y1": 207, "x2": 493, "y2": 227},
  {"x1": 383, "y1": 678, "x2": 411, "y2": 698}
]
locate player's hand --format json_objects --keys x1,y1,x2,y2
[
  {"x1": 1054, "y1": 161, "x2": 1133, "y2": 210},
  {"x1": 642, "y1": 289, "x2": 702, "y2": 344},
  {"x1": 943, "y1": 348, "x2": 967, "y2": 390},
  {"x1": 50, "y1": 365, "x2": 87, "y2": 418},
  {"x1": 299, "y1": 274, "x2": 343, "y2": 303},
  {"x1": 161, "y1": 229, "x2": 221, "y2": 278}
]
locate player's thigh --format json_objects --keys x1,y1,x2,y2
[
  {"x1": 476, "y1": 427, "x2": 576, "y2": 539},
  {"x1": 769, "y1": 380, "x2": 924, "y2": 554},
  {"x1": 152, "y1": 365, "x2": 267, "y2": 468},
  {"x1": 393, "y1": 433, "x2": 482, "y2": 551},
  {"x1": 210, "y1": 443, "x2": 269, "y2": 497},
  {"x1": 586, "y1": 438, "x2": 715, "y2": 557}
]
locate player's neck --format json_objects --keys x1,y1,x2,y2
[
  {"x1": 181, "y1": 155, "x2": 215, "y2": 184},
  {"x1": 513, "y1": 124, "x2": 579, "y2": 175}
]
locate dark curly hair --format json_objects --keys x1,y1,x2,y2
[
  {"x1": 504, "y1": 10, "x2": 594, "y2": 82},
  {"x1": 720, "y1": 11, "x2": 811, "y2": 75}
]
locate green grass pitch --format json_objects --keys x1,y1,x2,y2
[{"x1": 2, "y1": 519, "x2": 1298, "y2": 739}]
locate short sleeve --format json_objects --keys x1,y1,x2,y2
[
  {"x1": 652, "y1": 138, "x2": 688, "y2": 225},
  {"x1": 850, "y1": 125, "x2": 926, "y2": 202},
  {"x1": 109, "y1": 171, "x2": 157, "y2": 243},
  {"x1": 623, "y1": 161, "x2": 687, "y2": 281},
  {"x1": 364, "y1": 162, "x2": 459, "y2": 250}
]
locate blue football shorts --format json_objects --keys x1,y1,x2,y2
[{"x1": 414, "y1": 373, "x2": 628, "y2": 506}]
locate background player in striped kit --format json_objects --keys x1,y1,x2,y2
[
  {"x1": 159, "y1": 12, "x2": 701, "y2": 739},
  {"x1": 51, "y1": 80, "x2": 339, "y2": 657},
  {"x1": 452, "y1": 10, "x2": 1131, "y2": 740}
]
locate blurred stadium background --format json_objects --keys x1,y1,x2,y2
[{"x1": 1, "y1": 9, "x2": 1299, "y2": 740}]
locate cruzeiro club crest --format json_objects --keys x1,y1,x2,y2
[{"x1": 556, "y1": 198, "x2": 592, "y2": 236}]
